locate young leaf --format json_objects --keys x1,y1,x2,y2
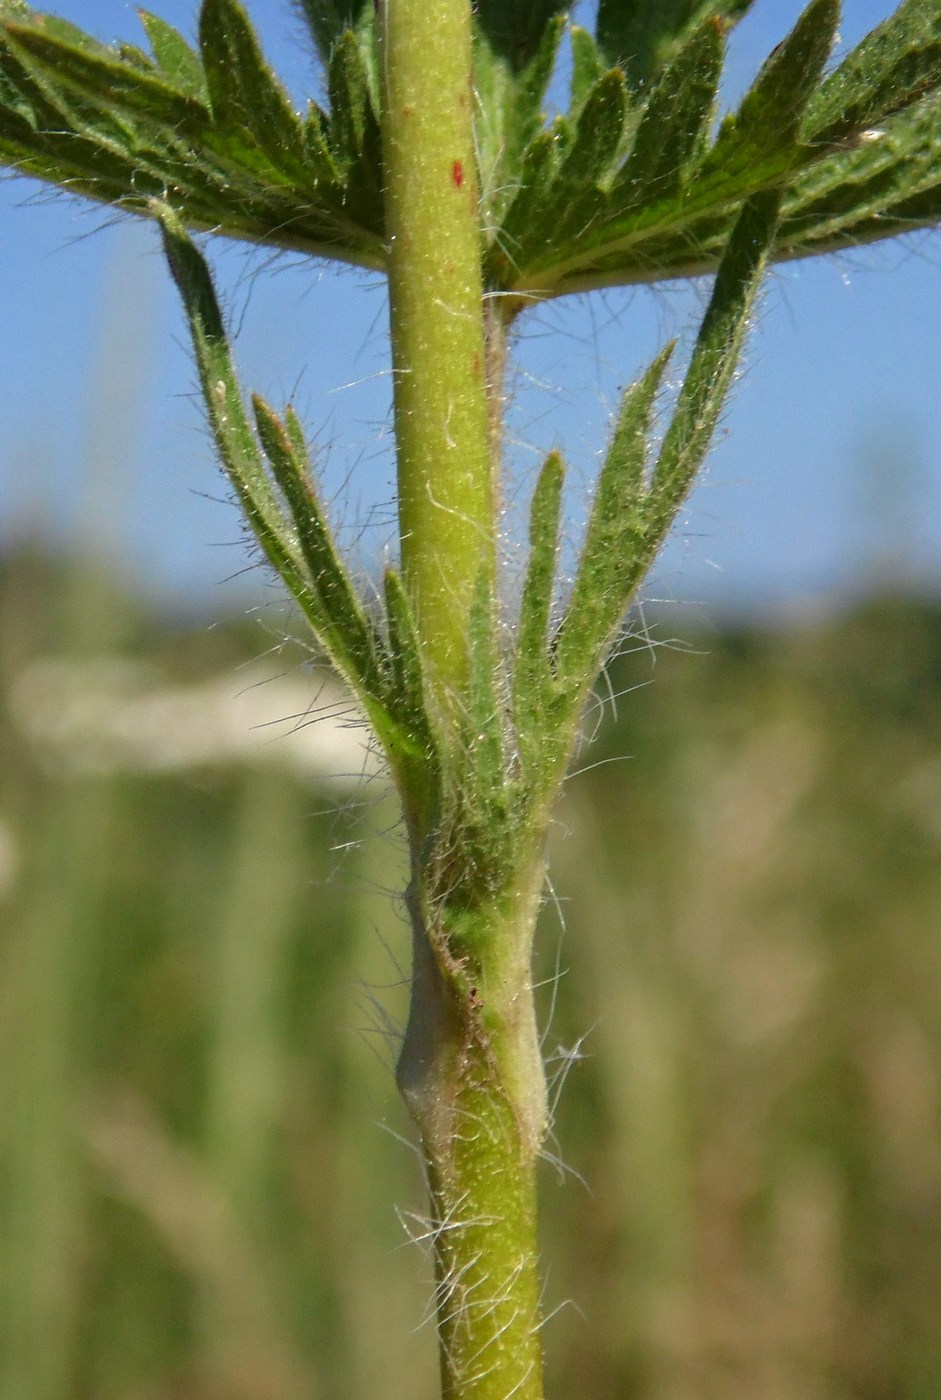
[
  {"x1": 553, "y1": 344, "x2": 674, "y2": 696},
  {"x1": 252, "y1": 396, "x2": 386, "y2": 697},
  {"x1": 646, "y1": 189, "x2": 783, "y2": 536},
  {"x1": 464, "y1": 568, "x2": 506, "y2": 820},
  {"x1": 381, "y1": 569, "x2": 442, "y2": 830},
  {"x1": 513, "y1": 450, "x2": 564, "y2": 773},
  {"x1": 138, "y1": 10, "x2": 208, "y2": 102},
  {"x1": 154, "y1": 204, "x2": 309, "y2": 609}
]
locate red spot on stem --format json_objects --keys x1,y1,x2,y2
[{"x1": 452, "y1": 159, "x2": 464, "y2": 189}]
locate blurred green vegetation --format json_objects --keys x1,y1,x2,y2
[{"x1": 2, "y1": 544, "x2": 941, "y2": 1400}]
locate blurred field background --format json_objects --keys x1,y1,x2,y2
[{"x1": 3, "y1": 537, "x2": 941, "y2": 1400}]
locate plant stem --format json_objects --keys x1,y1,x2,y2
[
  {"x1": 398, "y1": 873, "x2": 547, "y2": 1399},
  {"x1": 380, "y1": 4, "x2": 548, "y2": 1392},
  {"x1": 380, "y1": 0, "x2": 494, "y2": 693}
]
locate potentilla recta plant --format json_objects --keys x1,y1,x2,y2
[{"x1": 3, "y1": 0, "x2": 941, "y2": 1394}]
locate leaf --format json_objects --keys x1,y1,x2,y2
[
  {"x1": 596, "y1": 0, "x2": 755, "y2": 94},
  {"x1": 252, "y1": 396, "x2": 386, "y2": 697},
  {"x1": 154, "y1": 203, "x2": 306, "y2": 603},
  {"x1": 138, "y1": 10, "x2": 208, "y2": 102},
  {"x1": 552, "y1": 344, "x2": 674, "y2": 695},
  {"x1": 804, "y1": 0, "x2": 941, "y2": 144},
  {"x1": 513, "y1": 450, "x2": 564, "y2": 774},
  {"x1": 499, "y1": 0, "x2": 834, "y2": 300},
  {"x1": 569, "y1": 25, "x2": 604, "y2": 114},
  {"x1": 781, "y1": 95, "x2": 941, "y2": 258},
  {"x1": 326, "y1": 29, "x2": 383, "y2": 222},
  {"x1": 198, "y1": 0, "x2": 306, "y2": 174},
  {"x1": 382, "y1": 569, "x2": 442, "y2": 828},
  {"x1": 5, "y1": 20, "x2": 208, "y2": 130},
  {"x1": 472, "y1": 0, "x2": 568, "y2": 73},
  {"x1": 491, "y1": 73, "x2": 628, "y2": 282},
  {"x1": 473, "y1": 12, "x2": 564, "y2": 228},
  {"x1": 0, "y1": 8, "x2": 386, "y2": 270},
  {"x1": 562, "y1": 68, "x2": 630, "y2": 189},
  {"x1": 646, "y1": 190, "x2": 783, "y2": 535},
  {"x1": 704, "y1": 0, "x2": 838, "y2": 182},
  {"x1": 614, "y1": 17, "x2": 724, "y2": 205}
]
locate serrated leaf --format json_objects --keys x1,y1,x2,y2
[
  {"x1": 6, "y1": 21, "x2": 207, "y2": 130},
  {"x1": 494, "y1": 76, "x2": 628, "y2": 284},
  {"x1": 325, "y1": 30, "x2": 383, "y2": 224},
  {"x1": 382, "y1": 568, "x2": 442, "y2": 828},
  {"x1": 782, "y1": 96, "x2": 941, "y2": 257},
  {"x1": 615, "y1": 17, "x2": 724, "y2": 205},
  {"x1": 552, "y1": 344, "x2": 674, "y2": 694},
  {"x1": 570, "y1": 25, "x2": 605, "y2": 114},
  {"x1": 472, "y1": 0, "x2": 568, "y2": 73},
  {"x1": 474, "y1": 13, "x2": 564, "y2": 228},
  {"x1": 596, "y1": 0, "x2": 755, "y2": 94},
  {"x1": 138, "y1": 10, "x2": 208, "y2": 102},
  {"x1": 199, "y1": 0, "x2": 306, "y2": 172},
  {"x1": 705, "y1": 0, "x2": 837, "y2": 180},
  {"x1": 562, "y1": 68, "x2": 629, "y2": 190},
  {"x1": 327, "y1": 28, "x2": 372, "y2": 167},
  {"x1": 488, "y1": 124, "x2": 564, "y2": 280},
  {"x1": 302, "y1": 98, "x2": 342, "y2": 183},
  {"x1": 804, "y1": 0, "x2": 941, "y2": 144}
]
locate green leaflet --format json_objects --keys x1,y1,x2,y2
[
  {"x1": 569, "y1": 25, "x2": 605, "y2": 115},
  {"x1": 464, "y1": 568, "x2": 506, "y2": 824},
  {"x1": 0, "y1": 7, "x2": 386, "y2": 270},
  {"x1": 596, "y1": 0, "x2": 755, "y2": 94},
  {"x1": 552, "y1": 345, "x2": 674, "y2": 698},
  {"x1": 646, "y1": 190, "x2": 783, "y2": 534},
  {"x1": 326, "y1": 29, "x2": 383, "y2": 221},
  {"x1": 381, "y1": 569, "x2": 442, "y2": 830},
  {"x1": 199, "y1": 0, "x2": 307, "y2": 176},
  {"x1": 488, "y1": 124, "x2": 564, "y2": 282},
  {"x1": 804, "y1": 0, "x2": 941, "y2": 144},
  {"x1": 782, "y1": 95, "x2": 941, "y2": 257},
  {"x1": 548, "y1": 187, "x2": 781, "y2": 743},
  {"x1": 252, "y1": 396, "x2": 386, "y2": 699},
  {"x1": 614, "y1": 18, "x2": 724, "y2": 206},
  {"x1": 155, "y1": 204, "x2": 309, "y2": 605},
  {"x1": 138, "y1": 11, "x2": 208, "y2": 102},
  {"x1": 514, "y1": 450, "x2": 564, "y2": 777},
  {"x1": 494, "y1": 73, "x2": 627, "y2": 277},
  {"x1": 704, "y1": 0, "x2": 837, "y2": 182},
  {"x1": 505, "y1": 0, "x2": 835, "y2": 298},
  {"x1": 4, "y1": 19, "x2": 205, "y2": 133},
  {"x1": 563, "y1": 68, "x2": 630, "y2": 191}
]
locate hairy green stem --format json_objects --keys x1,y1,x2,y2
[
  {"x1": 379, "y1": 0, "x2": 494, "y2": 693},
  {"x1": 397, "y1": 864, "x2": 547, "y2": 1400}
]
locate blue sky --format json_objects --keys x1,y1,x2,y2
[{"x1": 1, "y1": 0, "x2": 938, "y2": 620}]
